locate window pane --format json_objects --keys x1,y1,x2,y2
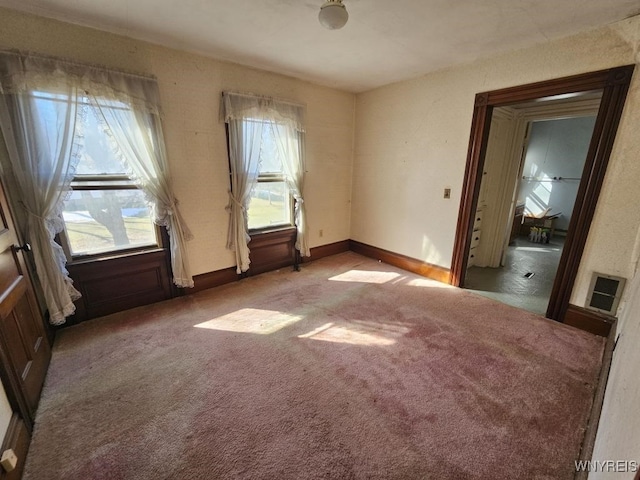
[
  {"x1": 248, "y1": 181, "x2": 291, "y2": 230},
  {"x1": 76, "y1": 106, "x2": 128, "y2": 175},
  {"x1": 258, "y1": 126, "x2": 283, "y2": 174},
  {"x1": 63, "y1": 189, "x2": 158, "y2": 256}
]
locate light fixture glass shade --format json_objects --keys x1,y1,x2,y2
[{"x1": 318, "y1": 1, "x2": 348, "y2": 30}]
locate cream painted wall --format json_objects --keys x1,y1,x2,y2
[
  {"x1": 0, "y1": 7, "x2": 354, "y2": 276},
  {"x1": 353, "y1": 15, "x2": 640, "y2": 310},
  {"x1": 589, "y1": 249, "x2": 640, "y2": 479},
  {"x1": 0, "y1": 382, "x2": 12, "y2": 443}
]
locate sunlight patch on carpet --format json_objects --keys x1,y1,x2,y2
[
  {"x1": 328, "y1": 269, "x2": 402, "y2": 284},
  {"x1": 194, "y1": 308, "x2": 302, "y2": 334},
  {"x1": 405, "y1": 278, "x2": 451, "y2": 288},
  {"x1": 298, "y1": 321, "x2": 409, "y2": 346}
]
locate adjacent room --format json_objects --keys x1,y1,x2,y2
[{"x1": 0, "y1": 1, "x2": 639, "y2": 479}]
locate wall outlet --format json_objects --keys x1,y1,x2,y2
[
  {"x1": 444, "y1": 188, "x2": 451, "y2": 199},
  {"x1": 1, "y1": 449, "x2": 17, "y2": 473}
]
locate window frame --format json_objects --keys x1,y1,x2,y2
[
  {"x1": 59, "y1": 175, "x2": 161, "y2": 262},
  {"x1": 247, "y1": 172, "x2": 295, "y2": 234},
  {"x1": 56, "y1": 174, "x2": 162, "y2": 264}
]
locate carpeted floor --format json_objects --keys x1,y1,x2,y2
[{"x1": 24, "y1": 252, "x2": 604, "y2": 480}]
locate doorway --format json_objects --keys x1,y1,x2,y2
[
  {"x1": 450, "y1": 65, "x2": 634, "y2": 321},
  {"x1": 463, "y1": 97, "x2": 600, "y2": 315}
]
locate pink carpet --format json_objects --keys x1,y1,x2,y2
[{"x1": 23, "y1": 252, "x2": 604, "y2": 479}]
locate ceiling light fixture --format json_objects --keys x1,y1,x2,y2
[{"x1": 318, "y1": 0, "x2": 349, "y2": 30}]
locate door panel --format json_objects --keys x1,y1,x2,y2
[
  {"x1": 3, "y1": 291, "x2": 49, "y2": 415},
  {"x1": 0, "y1": 177, "x2": 50, "y2": 423}
]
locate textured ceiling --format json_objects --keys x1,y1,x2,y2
[{"x1": 1, "y1": 0, "x2": 639, "y2": 92}]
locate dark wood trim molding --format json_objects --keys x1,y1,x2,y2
[
  {"x1": 188, "y1": 239, "x2": 350, "y2": 295},
  {"x1": 450, "y1": 95, "x2": 493, "y2": 286},
  {"x1": 574, "y1": 317, "x2": 617, "y2": 480},
  {"x1": 450, "y1": 65, "x2": 635, "y2": 324},
  {"x1": 247, "y1": 227, "x2": 297, "y2": 275},
  {"x1": 65, "y1": 248, "x2": 174, "y2": 325},
  {"x1": 0, "y1": 414, "x2": 30, "y2": 480},
  {"x1": 548, "y1": 67, "x2": 634, "y2": 321},
  {"x1": 564, "y1": 304, "x2": 615, "y2": 337},
  {"x1": 191, "y1": 267, "x2": 239, "y2": 294},
  {"x1": 350, "y1": 240, "x2": 451, "y2": 283},
  {"x1": 304, "y1": 240, "x2": 350, "y2": 262}
]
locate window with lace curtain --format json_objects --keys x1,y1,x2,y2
[
  {"x1": 35, "y1": 93, "x2": 160, "y2": 258},
  {"x1": 0, "y1": 51, "x2": 194, "y2": 324},
  {"x1": 246, "y1": 119, "x2": 295, "y2": 231},
  {"x1": 221, "y1": 91, "x2": 309, "y2": 274}
]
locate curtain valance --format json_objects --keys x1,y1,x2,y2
[
  {"x1": 220, "y1": 92, "x2": 305, "y2": 132},
  {"x1": 0, "y1": 50, "x2": 162, "y2": 115}
]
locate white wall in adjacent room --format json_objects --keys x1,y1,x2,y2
[{"x1": 519, "y1": 116, "x2": 597, "y2": 231}]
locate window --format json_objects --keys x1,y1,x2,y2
[
  {"x1": 247, "y1": 121, "x2": 294, "y2": 231},
  {"x1": 222, "y1": 91, "x2": 309, "y2": 274},
  {"x1": 0, "y1": 52, "x2": 194, "y2": 326},
  {"x1": 50, "y1": 96, "x2": 159, "y2": 257}
]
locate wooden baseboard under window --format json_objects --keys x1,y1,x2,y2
[
  {"x1": 190, "y1": 266, "x2": 240, "y2": 294},
  {"x1": 190, "y1": 238, "x2": 350, "y2": 294}
]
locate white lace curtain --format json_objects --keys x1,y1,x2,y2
[
  {"x1": 91, "y1": 97, "x2": 194, "y2": 288},
  {"x1": 0, "y1": 51, "x2": 193, "y2": 324},
  {"x1": 220, "y1": 92, "x2": 309, "y2": 273},
  {"x1": 0, "y1": 63, "x2": 81, "y2": 325}
]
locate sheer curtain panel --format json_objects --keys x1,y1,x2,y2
[
  {"x1": 225, "y1": 116, "x2": 264, "y2": 273},
  {"x1": 272, "y1": 123, "x2": 309, "y2": 256},
  {"x1": 0, "y1": 52, "x2": 82, "y2": 324},
  {"x1": 91, "y1": 98, "x2": 194, "y2": 287}
]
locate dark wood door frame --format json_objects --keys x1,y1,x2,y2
[{"x1": 450, "y1": 65, "x2": 635, "y2": 321}]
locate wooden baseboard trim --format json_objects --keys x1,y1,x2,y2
[
  {"x1": 0, "y1": 414, "x2": 30, "y2": 480},
  {"x1": 574, "y1": 318, "x2": 617, "y2": 480},
  {"x1": 563, "y1": 304, "x2": 615, "y2": 337},
  {"x1": 304, "y1": 240, "x2": 350, "y2": 263},
  {"x1": 190, "y1": 267, "x2": 240, "y2": 294},
  {"x1": 189, "y1": 240, "x2": 351, "y2": 294},
  {"x1": 349, "y1": 240, "x2": 451, "y2": 284}
]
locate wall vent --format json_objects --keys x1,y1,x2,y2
[{"x1": 586, "y1": 273, "x2": 625, "y2": 316}]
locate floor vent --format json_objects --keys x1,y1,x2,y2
[{"x1": 586, "y1": 273, "x2": 625, "y2": 316}]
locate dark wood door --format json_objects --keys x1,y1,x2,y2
[{"x1": 0, "y1": 177, "x2": 51, "y2": 423}]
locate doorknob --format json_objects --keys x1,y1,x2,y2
[{"x1": 13, "y1": 243, "x2": 31, "y2": 253}]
